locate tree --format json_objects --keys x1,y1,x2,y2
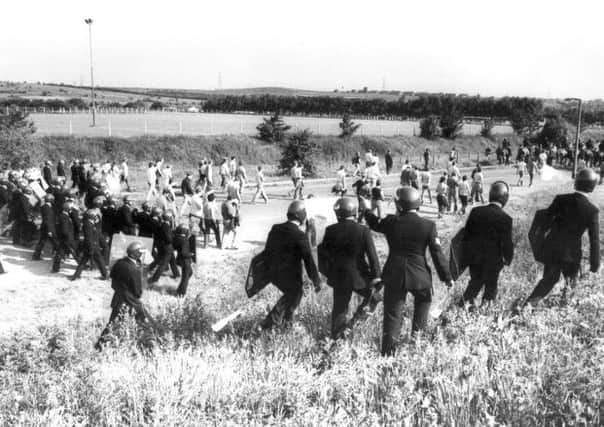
[
  {"x1": 419, "y1": 115, "x2": 440, "y2": 140},
  {"x1": 538, "y1": 114, "x2": 568, "y2": 147},
  {"x1": 480, "y1": 118, "x2": 495, "y2": 140},
  {"x1": 439, "y1": 103, "x2": 464, "y2": 139},
  {"x1": 509, "y1": 99, "x2": 543, "y2": 136},
  {"x1": 279, "y1": 129, "x2": 318, "y2": 177},
  {"x1": 0, "y1": 109, "x2": 38, "y2": 169},
  {"x1": 256, "y1": 112, "x2": 291, "y2": 143},
  {"x1": 339, "y1": 113, "x2": 361, "y2": 139}
]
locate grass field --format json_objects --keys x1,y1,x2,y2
[
  {"x1": 0, "y1": 179, "x2": 602, "y2": 425},
  {"x1": 29, "y1": 112, "x2": 514, "y2": 138}
]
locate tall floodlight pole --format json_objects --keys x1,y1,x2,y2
[
  {"x1": 84, "y1": 18, "x2": 96, "y2": 127},
  {"x1": 565, "y1": 97, "x2": 582, "y2": 178}
]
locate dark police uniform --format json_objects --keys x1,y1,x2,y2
[
  {"x1": 71, "y1": 215, "x2": 108, "y2": 280},
  {"x1": 134, "y1": 208, "x2": 154, "y2": 238},
  {"x1": 318, "y1": 218, "x2": 381, "y2": 339},
  {"x1": 526, "y1": 192, "x2": 600, "y2": 303},
  {"x1": 96, "y1": 256, "x2": 147, "y2": 349},
  {"x1": 148, "y1": 219, "x2": 179, "y2": 282},
  {"x1": 53, "y1": 208, "x2": 79, "y2": 272},
  {"x1": 261, "y1": 221, "x2": 320, "y2": 329},
  {"x1": 117, "y1": 203, "x2": 136, "y2": 235},
  {"x1": 459, "y1": 203, "x2": 513, "y2": 305},
  {"x1": 32, "y1": 201, "x2": 59, "y2": 261},
  {"x1": 173, "y1": 232, "x2": 194, "y2": 295},
  {"x1": 366, "y1": 210, "x2": 451, "y2": 356}
]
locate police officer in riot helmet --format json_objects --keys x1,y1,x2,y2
[
  {"x1": 524, "y1": 168, "x2": 600, "y2": 306},
  {"x1": 458, "y1": 181, "x2": 514, "y2": 308},
  {"x1": 364, "y1": 187, "x2": 452, "y2": 356},
  {"x1": 260, "y1": 200, "x2": 322, "y2": 330},
  {"x1": 318, "y1": 197, "x2": 382, "y2": 339}
]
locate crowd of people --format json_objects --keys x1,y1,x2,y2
[{"x1": 0, "y1": 142, "x2": 601, "y2": 354}]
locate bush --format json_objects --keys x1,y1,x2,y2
[
  {"x1": 420, "y1": 115, "x2": 440, "y2": 140},
  {"x1": 278, "y1": 129, "x2": 318, "y2": 177},
  {"x1": 338, "y1": 113, "x2": 361, "y2": 139},
  {"x1": 538, "y1": 114, "x2": 569, "y2": 147},
  {"x1": 440, "y1": 105, "x2": 464, "y2": 140},
  {"x1": 256, "y1": 112, "x2": 291, "y2": 143},
  {"x1": 510, "y1": 100, "x2": 543, "y2": 136},
  {"x1": 0, "y1": 109, "x2": 38, "y2": 169}
]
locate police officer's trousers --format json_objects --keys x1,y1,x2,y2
[{"x1": 382, "y1": 285, "x2": 431, "y2": 356}]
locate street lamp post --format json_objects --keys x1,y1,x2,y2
[
  {"x1": 565, "y1": 97, "x2": 582, "y2": 178},
  {"x1": 84, "y1": 18, "x2": 96, "y2": 127}
]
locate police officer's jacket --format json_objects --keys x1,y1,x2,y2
[
  {"x1": 318, "y1": 219, "x2": 381, "y2": 291},
  {"x1": 463, "y1": 203, "x2": 513, "y2": 269},
  {"x1": 366, "y1": 211, "x2": 450, "y2": 291},
  {"x1": 264, "y1": 221, "x2": 320, "y2": 294},
  {"x1": 543, "y1": 192, "x2": 599, "y2": 271}
]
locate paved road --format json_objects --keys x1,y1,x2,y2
[{"x1": 230, "y1": 166, "x2": 546, "y2": 245}]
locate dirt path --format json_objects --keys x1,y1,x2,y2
[{"x1": 0, "y1": 166, "x2": 575, "y2": 335}]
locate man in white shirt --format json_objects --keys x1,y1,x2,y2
[
  {"x1": 291, "y1": 161, "x2": 304, "y2": 200},
  {"x1": 120, "y1": 158, "x2": 131, "y2": 192},
  {"x1": 145, "y1": 162, "x2": 158, "y2": 201}
]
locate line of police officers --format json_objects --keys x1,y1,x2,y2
[
  {"x1": 0, "y1": 175, "x2": 194, "y2": 294},
  {"x1": 260, "y1": 168, "x2": 599, "y2": 356},
  {"x1": 1, "y1": 169, "x2": 600, "y2": 354}
]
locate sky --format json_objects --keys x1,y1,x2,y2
[{"x1": 1, "y1": 0, "x2": 604, "y2": 99}]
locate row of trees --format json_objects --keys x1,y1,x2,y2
[
  {"x1": 203, "y1": 94, "x2": 547, "y2": 121},
  {"x1": 0, "y1": 98, "x2": 166, "y2": 111}
]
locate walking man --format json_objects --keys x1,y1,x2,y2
[
  {"x1": 365, "y1": 187, "x2": 452, "y2": 355},
  {"x1": 319, "y1": 197, "x2": 382, "y2": 339},
  {"x1": 458, "y1": 182, "x2": 514, "y2": 308},
  {"x1": 260, "y1": 201, "x2": 322, "y2": 330},
  {"x1": 524, "y1": 169, "x2": 600, "y2": 306}
]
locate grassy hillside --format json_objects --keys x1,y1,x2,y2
[
  {"x1": 33, "y1": 133, "x2": 516, "y2": 184},
  {"x1": 0, "y1": 184, "x2": 602, "y2": 425}
]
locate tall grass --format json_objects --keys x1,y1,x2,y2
[{"x1": 1, "y1": 185, "x2": 602, "y2": 425}]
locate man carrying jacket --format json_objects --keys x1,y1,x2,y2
[
  {"x1": 319, "y1": 197, "x2": 382, "y2": 339},
  {"x1": 260, "y1": 200, "x2": 322, "y2": 330},
  {"x1": 458, "y1": 181, "x2": 514, "y2": 308},
  {"x1": 525, "y1": 169, "x2": 600, "y2": 306},
  {"x1": 365, "y1": 187, "x2": 452, "y2": 356}
]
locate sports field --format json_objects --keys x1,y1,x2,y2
[{"x1": 30, "y1": 112, "x2": 513, "y2": 137}]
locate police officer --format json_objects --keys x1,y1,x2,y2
[
  {"x1": 260, "y1": 200, "x2": 322, "y2": 330},
  {"x1": 365, "y1": 187, "x2": 452, "y2": 356},
  {"x1": 117, "y1": 195, "x2": 136, "y2": 235},
  {"x1": 32, "y1": 194, "x2": 59, "y2": 261},
  {"x1": 134, "y1": 202, "x2": 154, "y2": 238},
  {"x1": 91, "y1": 196, "x2": 110, "y2": 262},
  {"x1": 53, "y1": 200, "x2": 79, "y2": 272},
  {"x1": 318, "y1": 197, "x2": 382, "y2": 339},
  {"x1": 95, "y1": 241, "x2": 148, "y2": 350},
  {"x1": 525, "y1": 169, "x2": 600, "y2": 306},
  {"x1": 148, "y1": 211, "x2": 179, "y2": 283},
  {"x1": 457, "y1": 181, "x2": 514, "y2": 308},
  {"x1": 173, "y1": 225, "x2": 194, "y2": 296},
  {"x1": 70, "y1": 209, "x2": 108, "y2": 281}
]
